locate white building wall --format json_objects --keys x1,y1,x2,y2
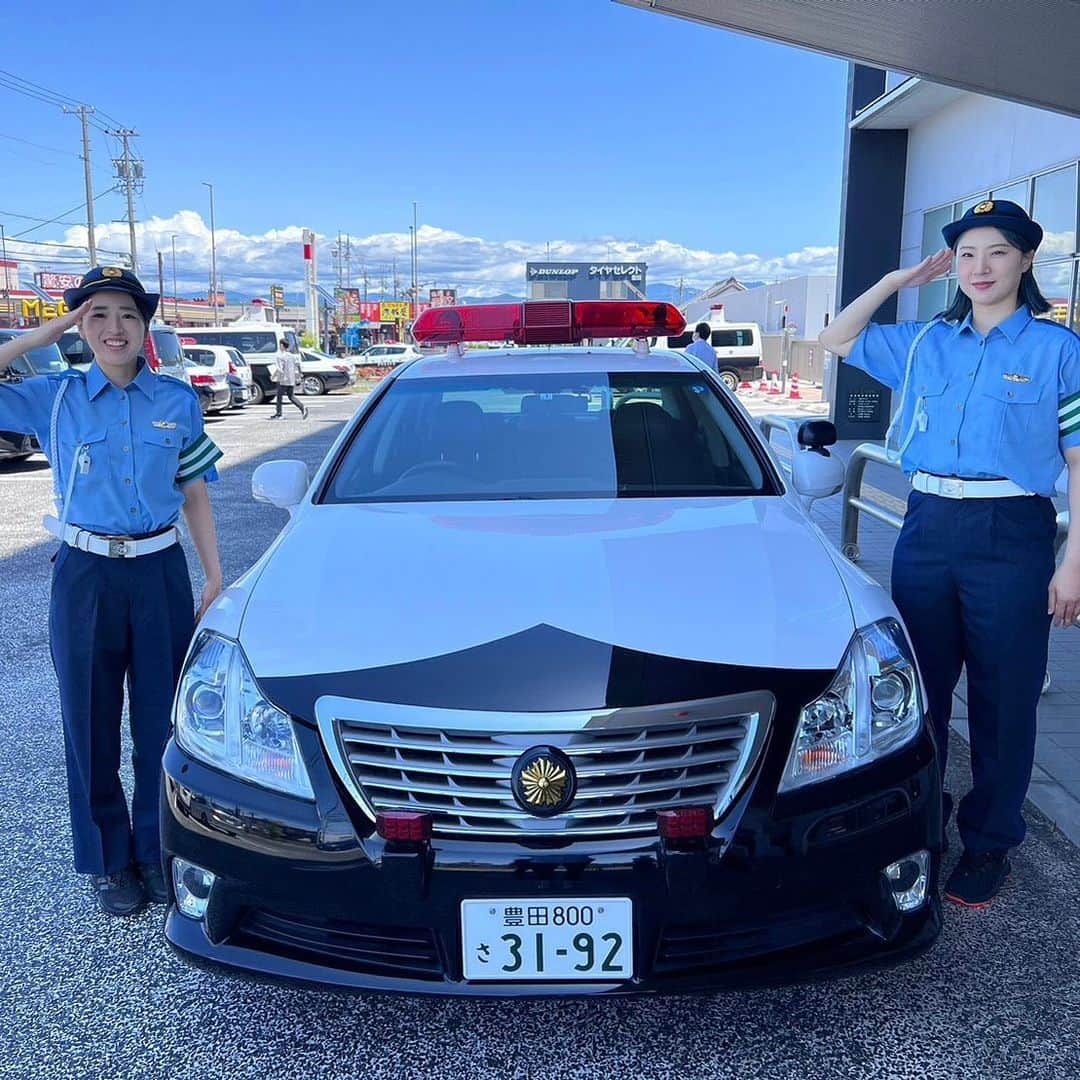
[
  {"x1": 896, "y1": 93, "x2": 1080, "y2": 320},
  {"x1": 686, "y1": 276, "x2": 834, "y2": 335}
]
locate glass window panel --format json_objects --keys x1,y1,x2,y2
[
  {"x1": 1071, "y1": 262, "x2": 1080, "y2": 336},
  {"x1": 1033, "y1": 166, "x2": 1077, "y2": 259},
  {"x1": 953, "y1": 195, "x2": 988, "y2": 220},
  {"x1": 1035, "y1": 259, "x2": 1075, "y2": 324},
  {"x1": 991, "y1": 179, "x2": 1030, "y2": 211},
  {"x1": 917, "y1": 278, "x2": 949, "y2": 320},
  {"x1": 922, "y1": 206, "x2": 953, "y2": 258}
]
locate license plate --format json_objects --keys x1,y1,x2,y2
[{"x1": 460, "y1": 898, "x2": 633, "y2": 981}]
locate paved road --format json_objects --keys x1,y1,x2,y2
[{"x1": 1, "y1": 390, "x2": 1078, "y2": 1080}]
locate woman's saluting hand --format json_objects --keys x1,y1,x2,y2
[{"x1": 888, "y1": 248, "x2": 954, "y2": 291}]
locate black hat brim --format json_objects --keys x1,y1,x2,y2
[
  {"x1": 942, "y1": 215, "x2": 1043, "y2": 251},
  {"x1": 63, "y1": 281, "x2": 160, "y2": 323}
]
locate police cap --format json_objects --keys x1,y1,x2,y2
[
  {"x1": 63, "y1": 266, "x2": 160, "y2": 323},
  {"x1": 942, "y1": 199, "x2": 1043, "y2": 252}
]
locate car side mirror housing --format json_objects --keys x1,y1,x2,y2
[
  {"x1": 790, "y1": 438, "x2": 845, "y2": 501},
  {"x1": 797, "y1": 419, "x2": 837, "y2": 452},
  {"x1": 252, "y1": 460, "x2": 309, "y2": 514}
]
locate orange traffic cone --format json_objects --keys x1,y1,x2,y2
[
  {"x1": 757, "y1": 374, "x2": 769, "y2": 394},
  {"x1": 738, "y1": 379, "x2": 753, "y2": 393},
  {"x1": 788, "y1": 372, "x2": 802, "y2": 400},
  {"x1": 767, "y1": 370, "x2": 783, "y2": 395}
]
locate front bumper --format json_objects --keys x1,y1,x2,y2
[{"x1": 161, "y1": 722, "x2": 942, "y2": 996}]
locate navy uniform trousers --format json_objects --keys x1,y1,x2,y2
[
  {"x1": 892, "y1": 490, "x2": 1056, "y2": 855},
  {"x1": 48, "y1": 542, "x2": 194, "y2": 876}
]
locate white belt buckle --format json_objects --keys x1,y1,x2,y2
[
  {"x1": 939, "y1": 477, "x2": 963, "y2": 499},
  {"x1": 108, "y1": 538, "x2": 131, "y2": 558}
]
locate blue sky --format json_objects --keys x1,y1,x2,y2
[{"x1": 0, "y1": 0, "x2": 848, "y2": 296}]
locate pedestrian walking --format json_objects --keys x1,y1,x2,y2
[
  {"x1": 271, "y1": 340, "x2": 308, "y2": 420},
  {"x1": 0, "y1": 267, "x2": 225, "y2": 916},
  {"x1": 685, "y1": 322, "x2": 717, "y2": 369},
  {"x1": 820, "y1": 200, "x2": 1080, "y2": 907}
]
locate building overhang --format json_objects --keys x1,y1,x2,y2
[
  {"x1": 613, "y1": 0, "x2": 1080, "y2": 118},
  {"x1": 849, "y1": 78, "x2": 969, "y2": 131}
]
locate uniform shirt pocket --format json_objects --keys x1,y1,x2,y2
[
  {"x1": 58, "y1": 428, "x2": 109, "y2": 505},
  {"x1": 982, "y1": 379, "x2": 1043, "y2": 450}
]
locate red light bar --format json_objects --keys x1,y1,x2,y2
[
  {"x1": 656, "y1": 806, "x2": 713, "y2": 841},
  {"x1": 411, "y1": 300, "x2": 685, "y2": 347},
  {"x1": 376, "y1": 809, "x2": 433, "y2": 843}
]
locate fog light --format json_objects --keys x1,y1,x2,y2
[
  {"x1": 376, "y1": 810, "x2": 433, "y2": 843},
  {"x1": 657, "y1": 805, "x2": 713, "y2": 841},
  {"x1": 884, "y1": 850, "x2": 930, "y2": 912},
  {"x1": 171, "y1": 857, "x2": 216, "y2": 919}
]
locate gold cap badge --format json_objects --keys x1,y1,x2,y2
[
  {"x1": 101, "y1": 266, "x2": 124, "y2": 277},
  {"x1": 973, "y1": 201, "x2": 995, "y2": 214}
]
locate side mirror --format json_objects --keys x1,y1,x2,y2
[
  {"x1": 797, "y1": 419, "x2": 837, "y2": 452},
  {"x1": 790, "y1": 440, "x2": 845, "y2": 500},
  {"x1": 252, "y1": 460, "x2": 309, "y2": 513}
]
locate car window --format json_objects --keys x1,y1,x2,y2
[
  {"x1": 324, "y1": 371, "x2": 771, "y2": 503},
  {"x1": 151, "y1": 329, "x2": 185, "y2": 370},
  {"x1": 227, "y1": 349, "x2": 246, "y2": 367},
  {"x1": 0, "y1": 334, "x2": 68, "y2": 375},
  {"x1": 183, "y1": 348, "x2": 217, "y2": 367}
]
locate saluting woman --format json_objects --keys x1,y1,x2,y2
[
  {"x1": 0, "y1": 267, "x2": 224, "y2": 917},
  {"x1": 820, "y1": 200, "x2": 1080, "y2": 907}
]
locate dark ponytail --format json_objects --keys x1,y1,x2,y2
[{"x1": 939, "y1": 228, "x2": 1051, "y2": 321}]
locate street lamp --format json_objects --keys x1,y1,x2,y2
[
  {"x1": 202, "y1": 181, "x2": 218, "y2": 327},
  {"x1": 170, "y1": 234, "x2": 179, "y2": 324}
]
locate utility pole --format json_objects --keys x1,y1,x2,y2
[
  {"x1": 170, "y1": 234, "x2": 179, "y2": 323},
  {"x1": 361, "y1": 257, "x2": 369, "y2": 303},
  {"x1": 157, "y1": 250, "x2": 164, "y2": 312},
  {"x1": 202, "y1": 182, "x2": 218, "y2": 326},
  {"x1": 64, "y1": 105, "x2": 97, "y2": 266},
  {"x1": 111, "y1": 129, "x2": 142, "y2": 273},
  {"x1": 392, "y1": 257, "x2": 399, "y2": 300},
  {"x1": 0, "y1": 223, "x2": 8, "y2": 325},
  {"x1": 411, "y1": 201, "x2": 418, "y2": 317}
]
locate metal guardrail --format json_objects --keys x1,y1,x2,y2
[{"x1": 838, "y1": 440, "x2": 1069, "y2": 563}]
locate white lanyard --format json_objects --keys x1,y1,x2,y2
[
  {"x1": 48, "y1": 376, "x2": 87, "y2": 536},
  {"x1": 883, "y1": 318, "x2": 944, "y2": 466}
]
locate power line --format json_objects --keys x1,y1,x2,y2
[
  {"x1": 0, "y1": 130, "x2": 76, "y2": 157},
  {"x1": 8, "y1": 185, "x2": 119, "y2": 239}
]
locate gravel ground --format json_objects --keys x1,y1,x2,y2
[{"x1": 1, "y1": 389, "x2": 1078, "y2": 1080}]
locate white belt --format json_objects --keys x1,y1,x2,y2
[
  {"x1": 911, "y1": 472, "x2": 1032, "y2": 500},
  {"x1": 43, "y1": 515, "x2": 179, "y2": 559}
]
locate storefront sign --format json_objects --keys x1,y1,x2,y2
[
  {"x1": 588, "y1": 264, "x2": 644, "y2": 280},
  {"x1": 379, "y1": 301, "x2": 410, "y2": 322},
  {"x1": 358, "y1": 301, "x2": 381, "y2": 322},
  {"x1": 22, "y1": 298, "x2": 69, "y2": 320},
  {"x1": 36, "y1": 271, "x2": 83, "y2": 291},
  {"x1": 527, "y1": 265, "x2": 580, "y2": 278},
  {"x1": 429, "y1": 288, "x2": 457, "y2": 306}
]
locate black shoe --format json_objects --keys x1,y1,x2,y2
[
  {"x1": 90, "y1": 867, "x2": 146, "y2": 916},
  {"x1": 302, "y1": 407, "x2": 309, "y2": 420},
  {"x1": 138, "y1": 861, "x2": 169, "y2": 904},
  {"x1": 944, "y1": 850, "x2": 1011, "y2": 907}
]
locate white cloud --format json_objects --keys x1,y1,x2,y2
[{"x1": 29, "y1": 212, "x2": 838, "y2": 298}]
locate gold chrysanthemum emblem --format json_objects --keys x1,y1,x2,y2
[
  {"x1": 520, "y1": 757, "x2": 568, "y2": 807},
  {"x1": 973, "y1": 200, "x2": 995, "y2": 214}
]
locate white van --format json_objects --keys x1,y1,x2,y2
[
  {"x1": 658, "y1": 321, "x2": 763, "y2": 391},
  {"x1": 173, "y1": 323, "x2": 299, "y2": 404}
]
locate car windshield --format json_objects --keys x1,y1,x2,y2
[
  {"x1": 0, "y1": 334, "x2": 67, "y2": 374},
  {"x1": 183, "y1": 348, "x2": 217, "y2": 367},
  {"x1": 324, "y1": 370, "x2": 772, "y2": 503}
]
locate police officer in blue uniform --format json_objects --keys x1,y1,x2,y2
[
  {"x1": 821, "y1": 200, "x2": 1080, "y2": 907},
  {"x1": 0, "y1": 267, "x2": 224, "y2": 916}
]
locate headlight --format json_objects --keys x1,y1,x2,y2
[
  {"x1": 779, "y1": 618, "x2": 923, "y2": 792},
  {"x1": 174, "y1": 632, "x2": 315, "y2": 800}
]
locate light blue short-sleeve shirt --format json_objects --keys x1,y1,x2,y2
[
  {"x1": 845, "y1": 305, "x2": 1080, "y2": 496},
  {"x1": 685, "y1": 337, "x2": 717, "y2": 369},
  {"x1": 0, "y1": 360, "x2": 223, "y2": 535}
]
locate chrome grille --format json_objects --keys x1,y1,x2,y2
[{"x1": 317, "y1": 693, "x2": 771, "y2": 841}]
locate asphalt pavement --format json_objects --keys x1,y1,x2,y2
[{"x1": 1, "y1": 389, "x2": 1078, "y2": 1080}]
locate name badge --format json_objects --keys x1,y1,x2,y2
[
  {"x1": 1003, "y1": 372, "x2": 1031, "y2": 384},
  {"x1": 151, "y1": 420, "x2": 178, "y2": 429}
]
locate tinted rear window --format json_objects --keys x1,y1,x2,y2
[
  {"x1": 151, "y1": 329, "x2": 185, "y2": 367},
  {"x1": 711, "y1": 329, "x2": 755, "y2": 347}
]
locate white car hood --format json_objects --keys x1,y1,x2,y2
[{"x1": 240, "y1": 497, "x2": 856, "y2": 678}]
